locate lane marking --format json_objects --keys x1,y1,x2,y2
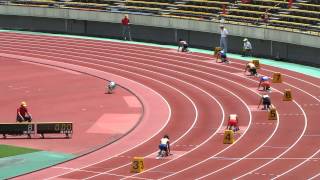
[
  {"x1": 86, "y1": 59, "x2": 225, "y2": 180},
  {"x1": 53, "y1": 166, "x2": 151, "y2": 180},
  {"x1": 1, "y1": 36, "x2": 318, "y2": 179}
]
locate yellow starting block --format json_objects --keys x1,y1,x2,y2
[
  {"x1": 131, "y1": 157, "x2": 144, "y2": 173},
  {"x1": 214, "y1": 47, "x2": 222, "y2": 56},
  {"x1": 223, "y1": 130, "x2": 234, "y2": 144},
  {"x1": 268, "y1": 107, "x2": 278, "y2": 120},
  {"x1": 283, "y1": 89, "x2": 293, "y2": 101},
  {"x1": 272, "y1": 72, "x2": 282, "y2": 83},
  {"x1": 252, "y1": 60, "x2": 260, "y2": 69}
]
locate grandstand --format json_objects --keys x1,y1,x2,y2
[{"x1": 2, "y1": 0, "x2": 319, "y2": 34}]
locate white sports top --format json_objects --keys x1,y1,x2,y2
[
  {"x1": 110, "y1": 81, "x2": 116, "y2": 86},
  {"x1": 160, "y1": 138, "x2": 169, "y2": 145},
  {"x1": 230, "y1": 114, "x2": 237, "y2": 120}
]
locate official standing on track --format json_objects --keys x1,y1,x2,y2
[{"x1": 219, "y1": 25, "x2": 229, "y2": 53}]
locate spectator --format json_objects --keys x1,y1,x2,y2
[
  {"x1": 242, "y1": 38, "x2": 252, "y2": 57},
  {"x1": 220, "y1": 25, "x2": 229, "y2": 53},
  {"x1": 261, "y1": 13, "x2": 269, "y2": 23},
  {"x1": 16, "y1": 101, "x2": 32, "y2": 122},
  {"x1": 121, "y1": 14, "x2": 132, "y2": 41}
]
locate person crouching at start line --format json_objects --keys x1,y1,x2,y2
[
  {"x1": 177, "y1": 39, "x2": 189, "y2": 52},
  {"x1": 107, "y1": 81, "x2": 116, "y2": 94}
]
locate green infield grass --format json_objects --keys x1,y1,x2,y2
[{"x1": 0, "y1": 144, "x2": 40, "y2": 158}]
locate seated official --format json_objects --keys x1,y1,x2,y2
[{"x1": 16, "y1": 101, "x2": 32, "y2": 122}]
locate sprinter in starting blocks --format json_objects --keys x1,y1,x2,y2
[
  {"x1": 226, "y1": 114, "x2": 239, "y2": 132},
  {"x1": 244, "y1": 62, "x2": 258, "y2": 76},
  {"x1": 258, "y1": 76, "x2": 271, "y2": 92},
  {"x1": 258, "y1": 94, "x2": 272, "y2": 110}
]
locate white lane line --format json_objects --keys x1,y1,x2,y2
[
  {"x1": 308, "y1": 172, "x2": 320, "y2": 180},
  {"x1": 234, "y1": 102, "x2": 307, "y2": 180},
  {"x1": 155, "y1": 82, "x2": 277, "y2": 179},
  {"x1": 85, "y1": 59, "x2": 225, "y2": 180},
  {"x1": 3, "y1": 34, "x2": 319, "y2": 90},
  {"x1": 24, "y1": 49, "x2": 258, "y2": 180},
  {"x1": 4, "y1": 46, "x2": 268, "y2": 180},
  {"x1": 262, "y1": 146, "x2": 289, "y2": 149},
  {"x1": 3, "y1": 38, "x2": 316, "y2": 179},
  {"x1": 42, "y1": 40, "x2": 320, "y2": 178},
  {"x1": 3, "y1": 46, "x2": 248, "y2": 180},
  {"x1": 269, "y1": 87, "x2": 320, "y2": 179},
  {"x1": 211, "y1": 157, "x2": 320, "y2": 160},
  {"x1": 39, "y1": 67, "x2": 173, "y2": 179},
  {"x1": 52, "y1": 166, "x2": 151, "y2": 180},
  {"x1": 27, "y1": 55, "x2": 206, "y2": 180},
  {"x1": 120, "y1": 70, "x2": 255, "y2": 180}
]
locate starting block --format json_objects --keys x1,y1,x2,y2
[
  {"x1": 268, "y1": 107, "x2": 278, "y2": 120},
  {"x1": 131, "y1": 157, "x2": 144, "y2": 173},
  {"x1": 223, "y1": 130, "x2": 234, "y2": 144},
  {"x1": 252, "y1": 60, "x2": 260, "y2": 69},
  {"x1": 272, "y1": 72, "x2": 282, "y2": 83},
  {"x1": 214, "y1": 47, "x2": 222, "y2": 56},
  {"x1": 283, "y1": 89, "x2": 293, "y2": 101}
]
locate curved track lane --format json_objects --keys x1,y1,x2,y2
[{"x1": 1, "y1": 32, "x2": 319, "y2": 179}]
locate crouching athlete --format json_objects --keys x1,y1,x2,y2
[{"x1": 158, "y1": 135, "x2": 170, "y2": 157}]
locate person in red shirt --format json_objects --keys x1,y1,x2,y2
[
  {"x1": 121, "y1": 15, "x2": 132, "y2": 41},
  {"x1": 16, "y1": 101, "x2": 32, "y2": 122},
  {"x1": 226, "y1": 114, "x2": 239, "y2": 132}
]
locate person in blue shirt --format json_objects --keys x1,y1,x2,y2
[{"x1": 219, "y1": 50, "x2": 229, "y2": 64}]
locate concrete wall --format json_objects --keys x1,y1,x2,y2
[{"x1": 0, "y1": 5, "x2": 319, "y2": 66}]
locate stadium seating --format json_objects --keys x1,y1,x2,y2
[{"x1": 4, "y1": 0, "x2": 320, "y2": 33}]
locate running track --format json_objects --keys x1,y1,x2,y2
[{"x1": 0, "y1": 32, "x2": 319, "y2": 180}]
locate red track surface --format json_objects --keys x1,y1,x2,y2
[
  {"x1": 0, "y1": 58, "x2": 142, "y2": 154},
  {"x1": 0, "y1": 32, "x2": 319, "y2": 180}
]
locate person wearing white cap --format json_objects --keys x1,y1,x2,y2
[
  {"x1": 219, "y1": 25, "x2": 228, "y2": 53},
  {"x1": 258, "y1": 94, "x2": 271, "y2": 110},
  {"x1": 242, "y1": 38, "x2": 252, "y2": 57},
  {"x1": 16, "y1": 101, "x2": 32, "y2": 122},
  {"x1": 107, "y1": 81, "x2": 117, "y2": 94}
]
